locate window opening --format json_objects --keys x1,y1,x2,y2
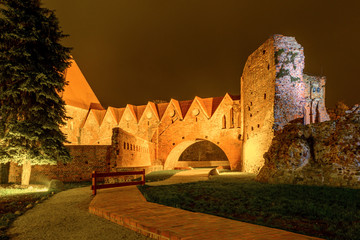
[{"x1": 230, "y1": 108, "x2": 234, "y2": 128}]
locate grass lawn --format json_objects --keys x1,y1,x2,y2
[
  {"x1": 138, "y1": 173, "x2": 360, "y2": 240},
  {"x1": 0, "y1": 182, "x2": 91, "y2": 240},
  {"x1": 137, "y1": 169, "x2": 188, "y2": 182}
]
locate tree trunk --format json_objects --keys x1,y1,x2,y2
[
  {"x1": 21, "y1": 161, "x2": 31, "y2": 186},
  {"x1": 0, "y1": 162, "x2": 10, "y2": 184}
]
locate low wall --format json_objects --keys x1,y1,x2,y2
[
  {"x1": 9, "y1": 145, "x2": 111, "y2": 184},
  {"x1": 111, "y1": 128, "x2": 155, "y2": 168}
]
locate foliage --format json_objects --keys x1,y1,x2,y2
[
  {"x1": 0, "y1": 0, "x2": 72, "y2": 165},
  {"x1": 274, "y1": 48, "x2": 285, "y2": 64},
  {"x1": 290, "y1": 76, "x2": 300, "y2": 82},
  {"x1": 138, "y1": 174, "x2": 360, "y2": 240},
  {"x1": 276, "y1": 68, "x2": 290, "y2": 78}
]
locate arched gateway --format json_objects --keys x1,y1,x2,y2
[{"x1": 164, "y1": 140, "x2": 230, "y2": 170}]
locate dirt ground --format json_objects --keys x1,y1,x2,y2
[{"x1": 6, "y1": 187, "x2": 151, "y2": 240}]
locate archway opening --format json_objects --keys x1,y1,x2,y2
[{"x1": 164, "y1": 140, "x2": 230, "y2": 169}]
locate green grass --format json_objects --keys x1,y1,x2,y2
[
  {"x1": 0, "y1": 187, "x2": 48, "y2": 197},
  {"x1": 137, "y1": 170, "x2": 187, "y2": 182},
  {"x1": 0, "y1": 181, "x2": 92, "y2": 240},
  {"x1": 138, "y1": 173, "x2": 360, "y2": 240}
]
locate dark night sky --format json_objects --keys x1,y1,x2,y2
[{"x1": 43, "y1": 0, "x2": 360, "y2": 108}]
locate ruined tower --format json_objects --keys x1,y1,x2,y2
[{"x1": 241, "y1": 34, "x2": 329, "y2": 173}]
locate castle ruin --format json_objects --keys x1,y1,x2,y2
[
  {"x1": 60, "y1": 34, "x2": 330, "y2": 175},
  {"x1": 5, "y1": 34, "x2": 331, "y2": 183}
]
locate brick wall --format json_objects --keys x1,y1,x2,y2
[
  {"x1": 61, "y1": 105, "x2": 89, "y2": 144},
  {"x1": 240, "y1": 34, "x2": 330, "y2": 174},
  {"x1": 157, "y1": 95, "x2": 242, "y2": 170},
  {"x1": 111, "y1": 128, "x2": 155, "y2": 169},
  {"x1": 8, "y1": 145, "x2": 111, "y2": 184},
  {"x1": 303, "y1": 74, "x2": 330, "y2": 124},
  {"x1": 241, "y1": 37, "x2": 277, "y2": 173}
]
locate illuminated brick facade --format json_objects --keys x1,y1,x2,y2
[
  {"x1": 59, "y1": 34, "x2": 329, "y2": 174},
  {"x1": 241, "y1": 34, "x2": 329, "y2": 173}
]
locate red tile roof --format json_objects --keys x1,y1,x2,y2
[
  {"x1": 62, "y1": 59, "x2": 102, "y2": 110},
  {"x1": 178, "y1": 100, "x2": 193, "y2": 117},
  {"x1": 108, "y1": 107, "x2": 125, "y2": 124},
  {"x1": 91, "y1": 109, "x2": 106, "y2": 126},
  {"x1": 156, "y1": 102, "x2": 169, "y2": 120},
  {"x1": 135, "y1": 105, "x2": 147, "y2": 121}
]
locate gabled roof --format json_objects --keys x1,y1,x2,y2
[
  {"x1": 91, "y1": 109, "x2": 106, "y2": 126},
  {"x1": 135, "y1": 105, "x2": 147, "y2": 121},
  {"x1": 195, "y1": 96, "x2": 212, "y2": 118},
  {"x1": 107, "y1": 107, "x2": 125, "y2": 124},
  {"x1": 228, "y1": 94, "x2": 240, "y2": 101},
  {"x1": 193, "y1": 96, "x2": 211, "y2": 119},
  {"x1": 123, "y1": 104, "x2": 138, "y2": 122},
  {"x1": 179, "y1": 100, "x2": 193, "y2": 117},
  {"x1": 158, "y1": 99, "x2": 184, "y2": 122},
  {"x1": 61, "y1": 59, "x2": 103, "y2": 110},
  {"x1": 138, "y1": 102, "x2": 160, "y2": 123},
  {"x1": 210, "y1": 96, "x2": 224, "y2": 116},
  {"x1": 156, "y1": 102, "x2": 170, "y2": 120},
  {"x1": 212, "y1": 93, "x2": 235, "y2": 116},
  {"x1": 169, "y1": 99, "x2": 184, "y2": 120},
  {"x1": 148, "y1": 102, "x2": 160, "y2": 121}
]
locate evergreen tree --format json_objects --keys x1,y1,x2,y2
[{"x1": 0, "y1": 0, "x2": 72, "y2": 185}]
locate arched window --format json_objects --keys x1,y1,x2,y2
[
  {"x1": 130, "y1": 144, "x2": 132, "y2": 150},
  {"x1": 123, "y1": 142, "x2": 126, "y2": 149},
  {"x1": 222, "y1": 115, "x2": 226, "y2": 129},
  {"x1": 230, "y1": 108, "x2": 234, "y2": 128},
  {"x1": 126, "y1": 143, "x2": 129, "y2": 150}
]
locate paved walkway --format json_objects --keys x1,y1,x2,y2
[{"x1": 89, "y1": 170, "x2": 323, "y2": 240}]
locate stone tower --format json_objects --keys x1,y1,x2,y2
[{"x1": 240, "y1": 34, "x2": 329, "y2": 173}]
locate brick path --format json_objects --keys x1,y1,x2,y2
[{"x1": 89, "y1": 185, "x2": 322, "y2": 240}]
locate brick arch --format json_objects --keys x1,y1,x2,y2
[{"x1": 164, "y1": 139, "x2": 230, "y2": 170}]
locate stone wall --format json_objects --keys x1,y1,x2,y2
[
  {"x1": 111, "y1": 128, "x2": 155, "y2": 169},
  {"x1": 240, "y1": 34, "x2": 329, "y2": 174},
  {"x1": 303, "y1": 74, "x2": 330, "y2": 124},
  {"x1": 257, "y1": 105, "x2": 360, "y2": 188},
  {"x1": 8, "y1": 145, "x2": 111, "y2": 183},
  {"x1": 273, "y1": 34, "x2": 306, "y2": 130},
  {"x1": 62, "y1": 105, "x2": 89, "y2": 145},
  {"x1": 240, "y1": 37, "x2": 276, "y2": 173}
]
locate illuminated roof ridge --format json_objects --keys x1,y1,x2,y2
[{"x1": 62, "y1": 59, "x2": 103, "y2": 110}]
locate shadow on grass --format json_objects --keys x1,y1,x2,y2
[
  {"x1": 134, "y1": 170, "x2": 188, "y2": 183},
  {"x1": 138, "y1": 172, "x2": 360, "y2": 240},
  {"x1": 0, "y1": 181, "x2": 92, "y2": 240}
]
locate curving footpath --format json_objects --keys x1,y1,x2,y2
[{"x1": 89, "y1": 170, "x2": 323, "y2": 240}]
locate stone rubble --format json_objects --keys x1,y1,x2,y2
[{"x1": 256, "y1": 104, "x2": 360, "y2": 188}]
